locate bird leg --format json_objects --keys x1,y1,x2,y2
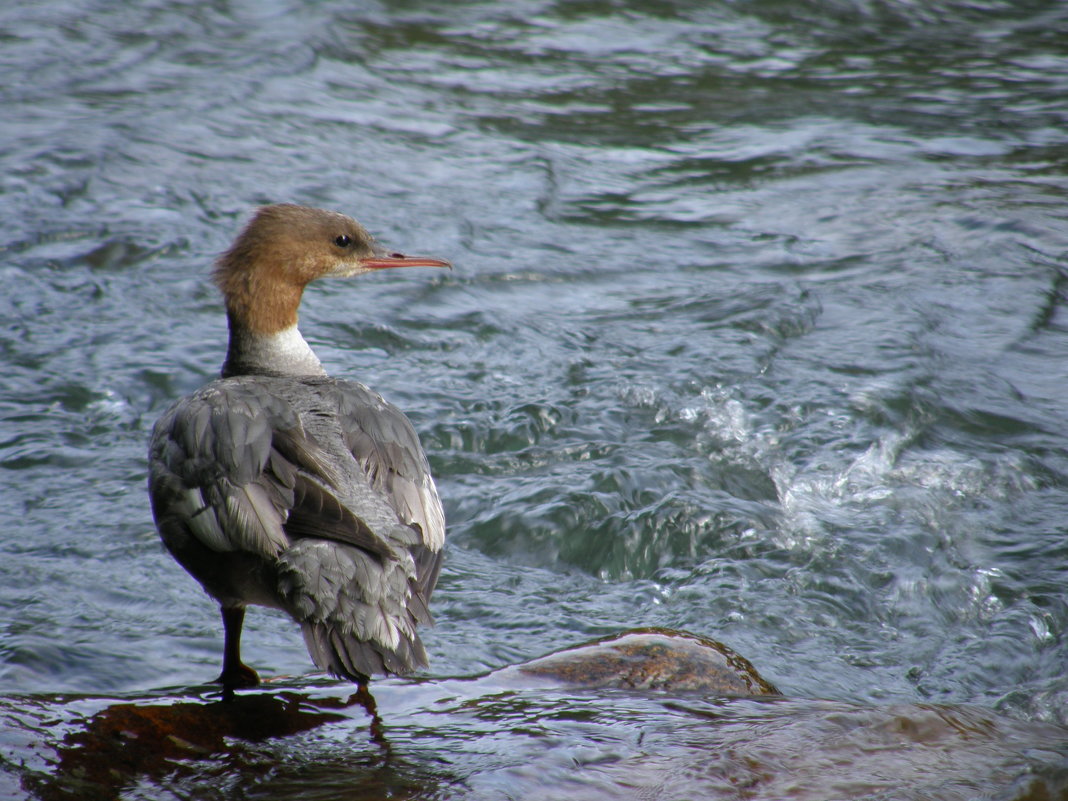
[
  {"x1": 216, "y1": 605, "x2": 260, "y2": 699},
  {"x1": 349, "y1": 682, "x2": 387, "y2": 747}
]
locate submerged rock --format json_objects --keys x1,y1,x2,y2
[
  {"x1": 505, "y1": 627, "x2": 780, "y2": 696},
  {"x1": 4, "y1": 628, "x2": 1066, "y2": 801}
]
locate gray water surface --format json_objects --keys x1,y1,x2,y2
[{"x1": 2, "y1": 0, "x2": 1068, "y2": 797}]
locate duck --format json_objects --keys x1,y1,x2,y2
[{"x1": 147, "y1": 203, "x2": 449, "y2": 697}]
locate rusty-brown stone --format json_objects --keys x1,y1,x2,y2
[{"x1": 511, "y1": 627, "x2": 780, "y2": 695}]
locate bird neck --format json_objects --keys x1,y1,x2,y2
[{"x1": 221, "y1": 313, "x2": 326, "y2": 378}]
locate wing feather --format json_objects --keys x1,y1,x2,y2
[
  {"x1": 148, "y1": 374, "x2": 445, "y2": 681},
  {"x1": 149, "y1": 384, "x2": 292, "y2": 559}
]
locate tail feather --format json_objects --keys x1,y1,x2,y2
[
  {"x1": 279, "y1": 539, "x2": 433, "y2": 683},
  {"x1": 301, "y1": 621, "x2": 427, "y2": 683}
]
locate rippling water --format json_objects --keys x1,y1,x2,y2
[{"x1": 2, "y1": 0, "x2": 1068, "y2": 797}]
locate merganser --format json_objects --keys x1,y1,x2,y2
[{"x1": 148, "y1": 204, "x2": 449, "y2": 696}]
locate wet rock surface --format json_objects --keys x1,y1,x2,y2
[
  {"x1": 507, "y1": 628, "x2": 779, "y2": 696},
  {"x1": 3, "y1": 629, "x2": 1065, "y2": 801}
]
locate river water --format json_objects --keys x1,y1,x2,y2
[{"x1": 2, "y1": 0, "x2": 1068, "y2": 798}]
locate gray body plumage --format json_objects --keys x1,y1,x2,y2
[{"x1": 148, "y1": 374, "x2": 445, "y2": 681}]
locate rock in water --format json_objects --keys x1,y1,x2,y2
[{"x1": 510, "y1": 627, "x2": 780, "y2": 696}]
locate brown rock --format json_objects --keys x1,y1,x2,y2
[{"x1": 509, "y1": 627, "x2": 780, "y2": 696}]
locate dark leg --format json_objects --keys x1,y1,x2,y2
[
  {"x1": 350, "y1": 682, "x2": 387, "y2": 746},
  {"x1": 216, "y1": 605, "x2": 260, "y2": 699}
]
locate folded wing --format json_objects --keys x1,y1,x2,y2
[{"x1": 147, "y1": 376, "x2": 445, "y2": 681}]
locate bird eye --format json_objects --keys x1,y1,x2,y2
[{"x1": 334, "y1": 234, "x2": 352, "y2": 248}]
